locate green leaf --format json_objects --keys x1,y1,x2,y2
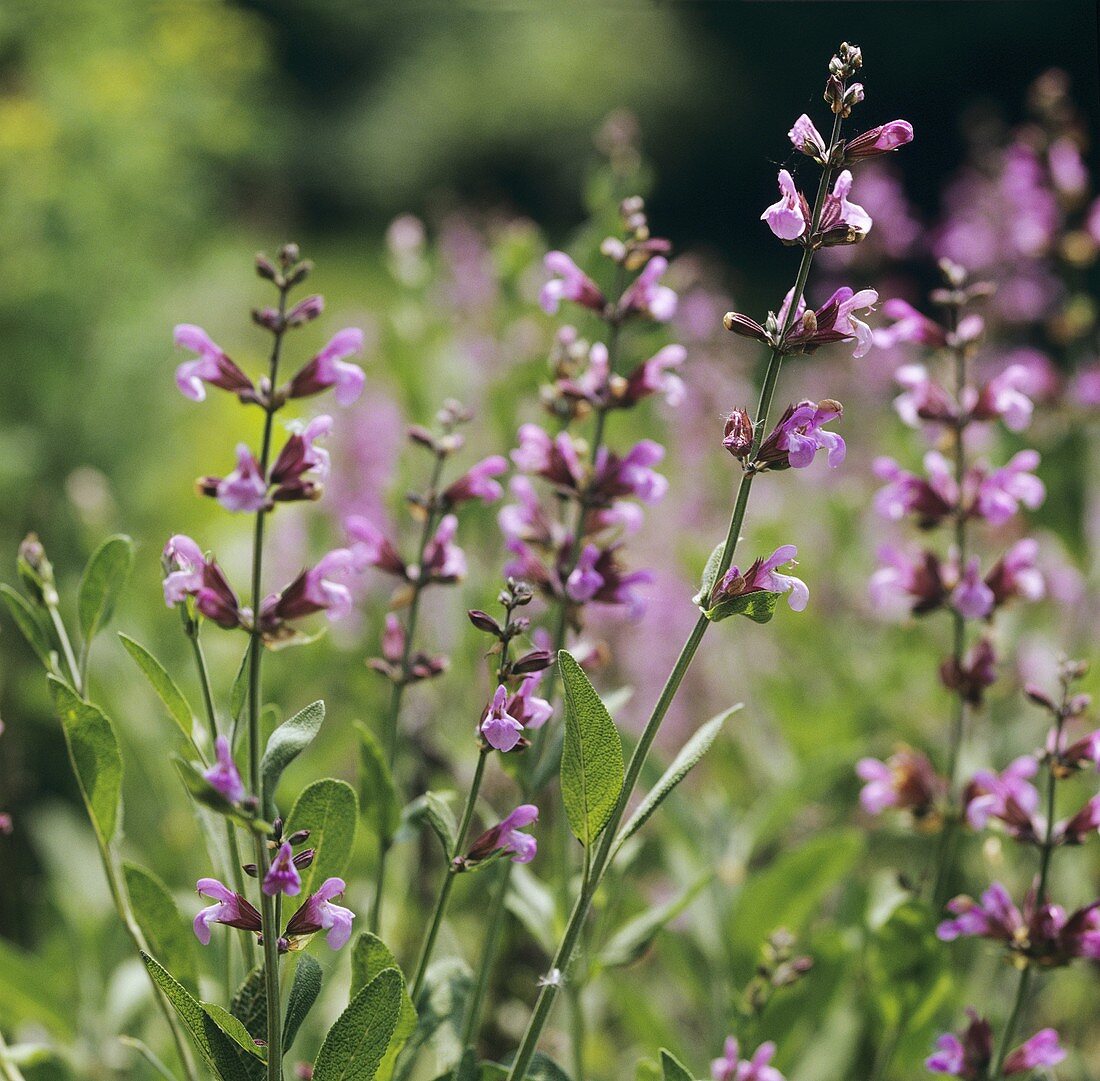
[
  {"x1": 285, "y1": 778, "x2": 358, "y2": 896},
  {"x1": 119, "y1": 634, "x2": 197, "y2": 747},
  {"x1": 283, "y1": 954, "x2": 322, "y2": 1054},
  {"x1": 141, "y1": 952, "x2": 265, "y2": 1080},
  {"x1": 313, "y1": 968, "x2": 404, "y2": 1081},
  {"x1": 504, "y1": 865, "x2": 558, "y2": 956},
  {"x1": 77, "y1": 534, "x2": 134, "y2": 644},
  {"x1": 357, "y1": 723, "x2": 401, "y2": 846},
  {"x1": 260, "y1": 700, "x2": 325, "y2": 817},
  {"x1": 558, "y1": 650, "x2": 623, "y2": 847},
  {"x1": 230, "y1": 967, "x2": 267, "y2": 1042},
  {"x1": 659, "y1": 1049, "x2": 695, "y2": 1081},
  {"x1": 230, "y1": 641, "x2": 252, "y2": 722},
  {"x1": 0, "y1": 584, "x2": 54, "y2": 669},
  {"x1": 611, "y1": 707, "x2": 739, "y2": 857},
  {"x1": 119, "y1": 1036, "x2": 178, "y2": 1081},
  {"x1": 349, "y1": 934, "x2": 417, "y2": 1080},
  {"x1": 395, "y1": 958, "x2": 470, "y2": 1081},
  {"x1": 597, "y1": 876, "x2": 709, "y2": 969},
  {"x1": 703, "y1": 590, "x2": 781, "y2": 625},
  {"x1": 404, "y1": 792, "x2": 458, "y2": 859},
  {"x1": 0, "y1": 937, "x2": 75, "y2": 1037},
  {"x1": 47, "y1": 677, "x2": 122, "y2": 848},
  {"x1": 690, "y1": 542, "x2": 726, "y2": 607},
  {"x1": 123, "y1": 862, "x2": 198, "y2": 996},
  {"x1": 202, "y1": 1002, "x2": 267, "y2": 1062}
]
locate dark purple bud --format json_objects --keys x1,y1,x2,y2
[
  {"x1": 252, "y1": 307, "x2": 284, "y2": 331},
  {"x1": 468, "y1": 610, "x2": 503, "y2": 636},
  {"x1": 243, "y1": 863, "x2": 258, "y2": 877},
  {"x1": 407, "y1": 425, "x2": 437, "y2": 451},
  {"x1": 512, "y1": 649, "x2": 555, "y2": 675},
  {"x1": 255, "y1": 253, "x2": 279, "y2": 281},
  {"x1": 723, "y1": 409, "x2": 754, "y2": 460},
  {"x1": 723, "y1": 312, "x2": 769, "y2": 343},
  {"x1": 285, "y1": 295, "x2": 324, "y2": 327},
  {"x1": 287, "y1": 829, "x2": 311, "y2": 846},
  {"x1": 293, "y1": 849, "x2": 315, "y2": 869}
]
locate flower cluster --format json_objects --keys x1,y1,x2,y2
[{"x1": 926, "y1": 1011, "x2": 1064, "y2": 1078}]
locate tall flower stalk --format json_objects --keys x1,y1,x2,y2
[{"x1": 504, "y1": 42, "x2": 912, "y2": 1079}]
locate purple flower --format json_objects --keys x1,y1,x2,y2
[
  {"x1": 511, "y1": 425, "x2": 584, "y2": 490},
  {"x1": 196, "y1": 562, "x2": 245, "y2": 630},
  {"x1": 937, "y1": 881, "x2": 1024, "y2": 944},
  {"x1": 788, "y1": 114, "x2": 827, "y2": 160},
  {"x1": 856, "y1": 748, "x2": 942, "y2": 818},
  {"x1": 623, "y1": 344, "x2": 687, "y2": 407},
  {"x1": 173, "y1": 325, "x2": 255, "y2": 403},
  {"x1": 422, "y1": 514, "x2": 466, "y2": 583},
  {"x1": 346, "y1": 516, "x2": 408, "y2": 579},
  {"x1": 844, "y1": 120, "x2": 914, "y2": 160},
  {"x1": 270, "y1": 415, "x2": 333, "y2": 501},
  {"x1": 263, "y1": 548, "x2": 357, "y2": 630},
  {"x1": 566, "y1": 544, "x2": 604, "y2": 603},
  {"x1": 591, "y1": 440, "x2": 668, "y2": 504},
  {"x1": 204, "y1": 444, "x2": 268, "y2": 514},
  {"x1": 985, "y1": 539, "x2": 1044, "y2": 608},
  {"x1": 1056, "y1": 794, "x2": 1100, "y2": 845},
  {"x1": 762, "y1": 170, "x2": 809, "y2": 241},
  {"x1": 498, "y1": 477, "x2": 556, "y2": 547},
  {"x1": 714, "y1": 545, "x2": 809, "y2": 613},
  {"x1": 263, "y1": 841, "x2": 303, "y2": 897},
  {"x1": 940, "y1": 638, "x2": 998, "y2": 707},
  {"x1": 971, "y1": 365, "x2": 1035, "y2": 431},
  {"x1": 1001, "y1": 1029, "x2": 1066, "y2": 1075},
  {"x1": 619, "y1": 256, "x2": 677, "y2": 322},
  {"x1": 463, "y1": 804, "x2": 539, "y2": 866},
  {"x1": 539, "y1": 252, "x2": 606, "y2": 315},
  {"x1": 869, "y1": 544, "x2": 946, "y2": 616},
  {"x1": 582, "y1": 545, "x2": 653, "y2": 616},
  {"x1": 443, "y1": 455, "x2": 508, "y2": 505},
  {"x1": 963, "y1": 757, "x2": 1040, "y2": 839},
  {"x1": 203, "y1": 736, "x2": 245, "y2": 804},
  {"x1": 287, "y1": 329, "x2": 366, "y2": 406},
  {"x1": 951, "y1": 557, "x2": 995, "y2": 620},
  {"x1": 872, "y1": 452, "x2": 956, "y2": 527},
  {"x1": 193, "y1": 878, "x2": 262, "y2": 944},
  {"x1": 507, "y1": 675, "x2": 553, "y2": 731},
  {"x1": 162, "y1": 534, "x2": 206, "y2": 606},
  {"x1": 824, "y1": 170, "x2": 872, "y2": 235},
  {"x1": 873, "y1": 299, "x2": 948, "y2": 350},
  {"x1": 781, "y1": 287, "x2": 880, "y2": 359},
  {"x1": 973, "y1": 450, "x2": 1045, "y2": 525},
  {"x1": 893, "y1": 364, "x2": 958, "y2": 428},
  {"x1": 481, "y1": 685, "x2": 524, "y2": 752},
  {"x1": 711, "y1": 1037, "x2": 784, "y2": 1081},
  {"x1": 284, "y1": 877, "x2": 355, "y2": 949},
  {"x1": 758, "y1": 400, "x2": 845, "y2": 470}
]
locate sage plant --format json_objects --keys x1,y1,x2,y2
[{"x1": 499, "y1": 42, "x2": 914, "y2": 1079}]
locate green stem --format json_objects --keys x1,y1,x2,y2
[
  {"x1": 249, "y1": 283, "x2": 289, "y2": 1081},
  {"x1": 458, "y1": 861, "x2": 510, "y2": 1052},
  {"x1": 47, "y1": 602, "x2": 82, "y2": 693},
  {"x1": 503, "y1": 106, "x2": 844, "y2": 1081},
  {"x1": 189, "y1": 632, "x2": 255, "y2": 971},
  {"x1": 371, "y1": 451, "x2": 448, "y2": 934},
  {"x1": 989, "y1": 966, "x2": 1032, "y2": 1079},
  {"x1": 410, "y1": 747, "x2": 491, "y2": 997}
]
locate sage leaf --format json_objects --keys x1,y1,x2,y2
[
  {"x1": 285, "y1": 778, "x2": 358, "y2": 896},
  {"x1": 77, "y1": 534, "x2": 133, "y2": 644},
  {"x1": 313, "y1": 967, "x2": 403, "y2": 1081},
  {"x1": 260, "y1": 699, "x2": 325, "y2": 817}
]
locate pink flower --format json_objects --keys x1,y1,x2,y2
[
  {"x1": 539, "y1": 252, "x2": 606, "y2": 315},
  {"x1": 971, "y1": 365, "x2": 1035, "y2": 431},
  {"x1": 162, "y1": 534, "x2": 206, "y2": 606},
  {"x1": 346, "y1": 516, "x2": 407, "y2": 579},
  {"x1": 193, "y1": 878, "x2": 262, "y2": 944},
  {"x1": 762, "y1": 169, "x2": 808, "y2": 241},
  {"x1": 173, "y1": 325, "x2": 254, "y2": 402},
  {"x1": 826, "y1": 169, "x2": 872, "y2": 235},
  {"x1": 209, "y1": 445, "x2": 268, "y2": 514},
  {"x1": 462, "y1": 804, "x2": 539, "y2": 866},
  {"x1": 591, "y1": 440, "x2": 668, "y2": 504},
  {"x1": 507, "y1": 675, "x2": 553, "y2": 731},
  {"x1": 758, "y1": 400, "x2": 845, "y2": 470},
  {"x1": 1001, "y1": 1029, "x2": 1066, "y2": 1075},
  {"x1": 203, "y1": 736, "x2": 245, "y2": 804},
  {"x1": 872, "y1": 452, "x2": 956, "y2": 527},
  {"x1": 873, "y1": 299, "x2": 947, "y2": 350},
  {"x1": 624, "y1": 344, "x2": 687, "y2": 406},
  {"x1": 422, "y1": 515, "x2": 466, "y2": 583},
  {"x1": 566, "y1": 544, "x2": 604, "y2": 603},
  {"x1": 844, "y1": 120, "x2": 914, "y2": 160},
  {"x1": 714, "y1": 545, "x2": 809, "y2": 613},
  {"x1": 856, "y1": 748, "x2": 942, "y2": 818},
  {"x1": 963, "y1": 756, "x2": 1040, "y2": 837},
  {"x1": 893, "y1": 365, "x2": 957, "y2": 428},
  {"x1": 619, "y1": 256, "x2": 677, "y2": 322},
  {"x1": 869, "y1": 544, "x2": 946, "y2": 616},
  {"x1": 196, "y1": 562, "x2": 245, "y2": 630},
  {"x1": 443, "y1": 455, "x2": 508, "y2": 506},
  {"x1": 711, "y1": 1037, "x2": 784, "y2": 1081},
  {"x1": 263, "y1": 841, "x2": 303, "y2": 897},
  {"x1": 287, "y1": 329, "x2": 366, "y2": 406},
  {"x1": 788, "y1": 114, "x2": 826, "y2": 159},
  {"x1": 973, "y1": 450, "x2": 1045, "y2": 525},
  {"x1": 951, "y1": 558, "x2": 995, "y2": 620},
  {"x1": 284, "y1": 878, "x2": 355, "y2": 949},
  {"x1": 270, "y1": 415, "x2": 333, "y2": 501},
  {"x1": 480, "y1": 685, "x2": 524, "y2": 752},
  {"x1": 985, "y1": 538, "x2": 1044, "y2": 608},
  {"x1": 781, "y1": 287, "x2": 879, "y2": 358},
  {"x1": 264, "y1": 548, "x2": 357, "y2": 627},
  {"x1": 511, "y1": 425, "x2": 584, "y2": 490}
]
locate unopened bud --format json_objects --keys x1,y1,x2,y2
[
  {"x1": 285, "y1": 295, "x2": 324, "y2": 327},
  {"x1": 723, "y1": 409, "x2": 754, "y2": 460},
  {"x1": 286, "y1": 829, "x2": 311, "y2": 846},
  {"x1": 17, "y1": 533, "x2": 56, "y2": 606},
  {"x1": 468, "y1": 610, "x2": 503, "y2": 636},
  {"x1": 255, "y1": 254, "x2": 279, "y2": 281}
]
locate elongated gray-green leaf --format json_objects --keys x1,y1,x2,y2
[
  {"x1": 260, "y1": 699, "x2": 325, "y2": 817},
  {"x1": 285, "y1": 778, "x2": 358, "y2": 896},
  {"x1": 691, "y1": 541, "x2": 726, "y2": 608},
  {"x1": 349, "y1": 934, "x2": 416, "y2": 1081},
  {"x1": 611, "y1": 706, "x2": 739, "y2": 858},
  {"x1": 283, "y1": 953, "x2": 322, "y2": 1054},
  {"x1": 124, "y1": 862, "x2": 198, "y2": 995},
  {"x1": 0, "y1": 584, "x2": 54, "y2": 669},
  {"x1": 357, "y1": 723, "x2": 401, "y2": 846},
  {"x1": 659, "y1": 1049, "x2": 695, "y2": 1081},
  {"x1": 404, "y1": 792, "x2": 458, "y2": 859},
  {"x1": 558, "y1": 650, "x2": 623, "y2": 847},
  {"x1": 48, "y1": 677, "x2": 122, "y2": 848},
  {"x1": 77, "y1": 534, "x2": 133, "y2": 644},
  {"x1": 313, "y1": 967, "x2": 403, "y2": 1081},
  {"x1": 119, "y1": 634, "x2": 197, "y2": 747},
  {"x1": 597, "y1": 875, "x2": 710, "y2": 969},
  {"x1": 230, "y1": 966, "x2": 267, "y2": 1042}
]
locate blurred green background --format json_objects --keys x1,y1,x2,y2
[{"x1": 1, "y1": 2, "x2": 1099, "y2": 1079}]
